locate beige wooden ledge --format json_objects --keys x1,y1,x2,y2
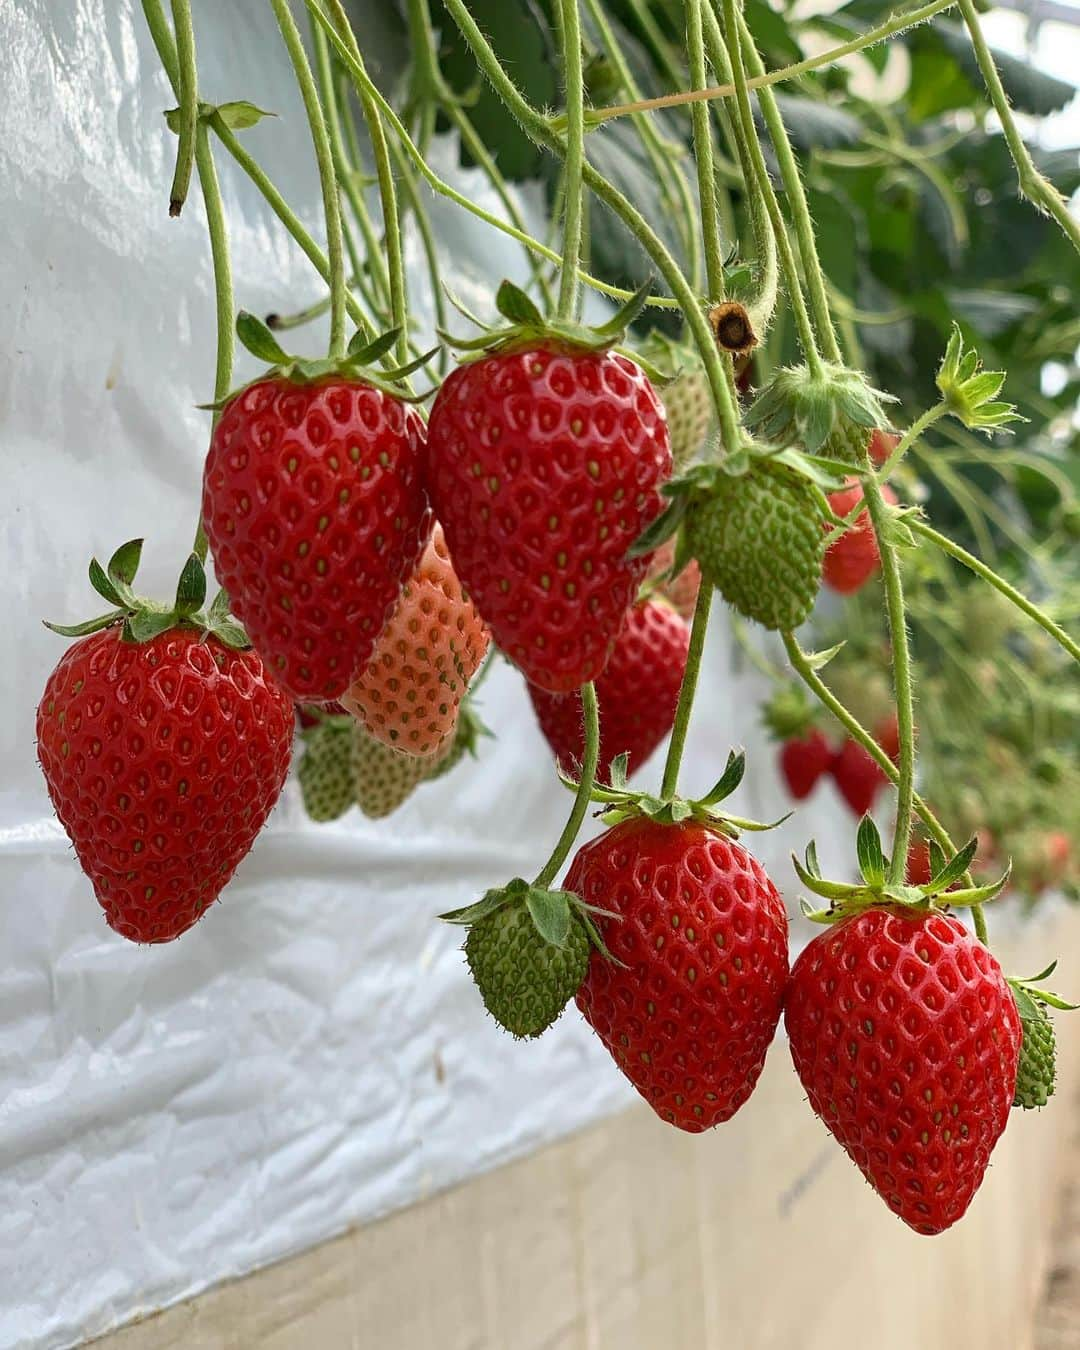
[{"x1": 95, "y1": 906, "x2": 1080, "y2": 1350}]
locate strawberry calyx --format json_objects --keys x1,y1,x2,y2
[
  {"x1": 440, "y1": 875, "x2": 619, "y2": 962},
  {"x1": 745, "y1": 361, "x2": 897, "y2": 462},
  {"x1": 795, "y1": 815, "x2": 1011, "y2": 926},
  {"x1": 761, "y1": 684, "x2": 822, "y2": 741},
  {"x1": 202, "y1": 312, "x2": 435, "y2": 410},
  {"x1": 561, "y1": 748, "x2": 786, "y2": 837},
  {"x1": 629, "y1": 438, "x2": 846, "y2": 564},
  {"x1": 43, "y1": 539, "x2": 248, "y2": 648},
  {"x1": 1006, "y1": 963, "x2": 1078, "y2": 1016},
  {"x1": 438, "y1": 277, "x2": 654, "y2": 360}
]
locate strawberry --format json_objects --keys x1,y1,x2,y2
[
  {"x1": 780, "y1": 729, "x2": 833, "y2": 800},
  {"x1": 569, "y1": 815, "x2": 789, "y2": 1131},
  {"x1": 823, "y1": 477, "x2": 898, "y2": 596},
  {"x1": 1012, "y1": 994, "x2": 1056, "y2": 1110},
  {"x1": 830, "y1": 737, "x2": 889, "y2": 816},
  {"x1": 426, "y1": 343, "x2": 671, "y2": 692},
  {"x1": 297, "y1": 716, "x2": 354, "y2": 822},
  {"x1": 785, "y1": 908, "x2": 1021, "y2": 1234},
  {"x1": 644, "y1": 539, "x2": 701, "y2": 620},
  {"x1": 203, "y1": 361, "x2": 429, "y2": 702},
  {"x1": 528, "y1": 599, "x2": 690, "y2": 781},
  {"x1": 350, "y1": 721, "x2": 446, "y2": 819},
  {"x1": 341, "y1": 522, "x2": 489, "y2": 757},
  {"x1": 869, "y1": 429, "x2": 900, "y2": 467},
  {"x1": 683, "y1": 459, "x2": 826, "y2": 632},
  {"x1": 905, "y1": 835, "x2": 933, "y2": 885},
  {"x1": 38, "y1": 625, "x2": 292, "y2": 942}
]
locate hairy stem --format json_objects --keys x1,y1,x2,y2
[
  {"x1": 271, "y1": 0, "x2": 347, "y2": 358},
  {"x1": 534, "y1": 683, "x2": 600, "y2": 888},
  {"x1": 168, "y1": 0, "x2": 198, "y2": 217},
  {"x1": 556, "y1": 0, "x2": 586, "y2": 319},
  {"x1": 686, "y1": 0, "x2": 727, "y2": 299}
]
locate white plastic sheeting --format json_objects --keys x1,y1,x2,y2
[{"x1": 0, "y1": 3, "x2": 847, "y2": 1346}]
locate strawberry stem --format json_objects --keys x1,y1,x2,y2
[
  {"x1": 534, "y1": 683, "x2": 600, "y2": 889},
  {"x1": 556, "y1": 0, "x2": 586, "y2": 321},
  {"x1": 686, "y1": 0, "x2": 727, "y2": 303},
  {"x1": 661, "y1": 584, "x2": 713, "y2": 801},
  {"x1": 271, "y1": 0, "x2": 348, "y2": 359},
  {"x1": 167, "y1": 0, "x2": 198, "y2": 218}
]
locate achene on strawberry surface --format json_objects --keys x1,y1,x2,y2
[
  {"x1": 785, "y1": 908, "x2": 1021, "y2": 1235},
  {"x1": 426, "y1": 343, "x2": 671, "y2": 693},
  {"x1": 569, "y1": 815, "x2": 789, "y2": 1132},
  {"x1": 37, "y1": 627, "x2": 293, "y2": 942},
  {"x1": 203, "y1": 374, "x2": 429, "y2": 702}
]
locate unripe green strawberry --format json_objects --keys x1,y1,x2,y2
[
  {"x1": 298, "y1": 718, "x2": 355, "y2": 822},
  {"x1": 686, "y1": 462, "x2": 825, "y2": 631},
  {"x1": 464, "y1": 895, "x2": 591, "y2": 1039},
  {"x1": 1013, "y1": 994, "x2": 1056, "y2": 1109},
  {"x1": 351, "y1": 722, "x2": 445, "y2": 819}
]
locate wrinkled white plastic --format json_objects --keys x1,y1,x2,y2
[{"x1": 0, "y1": 4, "x2": 849, "y2": 1346}]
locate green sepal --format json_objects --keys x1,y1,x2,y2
[
  {"x1": 124, "y1": 608, "x2": 177, "y2": 643},
  {"x1": 237, "y1": 310, "x2": 291, "y2": 366},
  {"x1": 88, "y1": 557, "x2": 127, "y2": 608},
  {"x1": 926, "y1": 836, "x2": 978, "y2": 892},
  {"x1": 856, "y1": 815, "x2": 886, "y2": 889},
  {"x1": 166, "y1": 100, "x2": 275, "y2": 134},
  {"x1": 495, "y1": 279, "x2": 545, "y2": 328},
  {"x1": 43, "y1": 611, "x2": 124, "y2": 638},
  {"x1": 174, "y1": 553, "x2": 207, "y2": 618},
  {"x1": 108, "y1": 538, "x2": 143, "y2": 590},
  {"x1": 526, "y1": 887, "x2": 573, "y2": 948},
  {"x1": 347, "y1": 326, "x2": 403, "y2": 364},
  {"x1": 936, "y1": 325, "x2": 1024, "y2": 432}
]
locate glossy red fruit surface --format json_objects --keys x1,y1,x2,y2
[
  {"x1": 823, "y1": 478, "x2": 898, "y2": 595},
  {"x1": 779, "y1": 728, "x2": 833, "y2": 800},
  {"x1": 906, "y1": 837, "x2": 933, "y2": 885},
  {"x1": 831, "y1": 738, "x2": 889, "y2": 816},
  {"x1": 569, "y1": 818, "x2": 789, "y2": 1132},
  {"x1": 785, "y1": 909, "x2": 1021, "y2": 1235},
  {"x1": 37, "y1": 627, "x2": 294, "y2": 942},
  {"x1": 204, "y1": 377, "x2": 429, "y2": 702},
  {"x1": 528, "y1": 599, "x2": 690, "y2": 781},
  {"x1": 426, "y1": 345, "x2": 671, "y2": 693}
]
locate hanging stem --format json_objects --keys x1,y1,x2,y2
[
  {"x1": 557, "y1": 0, "x2": 586, "y2": 320},
  {"x1": 168, "y1": 0, "x2": 198, "y2": 217},
  {"x1": 661, "y1": 584, "x2": 713, "y2": 800},
  {"x1": 862, "y1": 475, "x2": 916, "y2": 885},
  {"x1": 270, "y1": 0, "x2": 347, "y2": 359},
  {"x1": 734, "y1": 10, "x2": 841, "y2": 364},
  {"x1": 534, "y1": 683, "x2": 600, "y2": 888},
  {"x1": 873, "y1": 402, "x2": 946, "y2": 480},
  {"x1": 957, "y1": 0, "x2": 1080, "y2": 257},
  {"x1": 721, "y1": 0, "x2": 824, "y2": 372},
  {"x1": 686, "y1": 0, "x2": 727, "y2": 299},
  {"x1": 320, "y1": 0, "x2": 409, "y2": 363},
  {"x1": 587, "y1": 0, "x2": 958, "y2": 125},
  {"x1": 910, "y1": 518, "x2": 1080, "y2": 665}
]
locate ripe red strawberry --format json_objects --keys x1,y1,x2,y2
[
  {"x1": 875, "y1": 711, "x2": 901, "y2": 765},
  {"x1": 869, "y1": 429, "x2": 900, "y2": 466},
  {"x1": 644, "y1": 539, "x2": 701, "y2": 621},
  {"x1": 569, "y1": 817, "x2": 789, "y2": 1131},
  {"x1": 37, "y1": 627, "x2": 293, "y2": 942},
  {"x1": 529, "y1": 599, "x2": 690, "y2": 781},
  {"x1": 785, "y1": 909, "x2": 1021, "y2": 1235},
  {"x1": 426, "y1": 345, "x2": 671, "y2": 693},
  {"x1": 831, "y1": 737, "x2": 889, "y2": 816},
  {"x1": 906, "y1": 835, "x2": 933, "y2": 885},
  {"x1": 203, "y1": 376, "x2": 429, "y2": 702},
  {"x1": 779, "y1": 728, "x2": 833, "y2": 800},
  {"x1": 823, "y1": 477, "x2": 898, "y2": 595},
  {"x1": 341, "y1": 522, "x2": 489, "y2": 757}
]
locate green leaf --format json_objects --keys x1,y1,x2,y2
[
  {"x1": 699, "y1": 750, "x2": 746, "y2": 806},
  {"x1": 527, "y1": 888, "x2": 574, "y2": 948},
  {"x1": 495, "y1": 280, "x2": 544, "y2": 328},
  {"x1": 88, "y1": 557, "x2": 126, "y2": 608},
  {"x1": 174, "y1": 553, "x2": 207, "y2": 618},
  {"x1": 215, "y1": 100, "x2": 277, "y2": 131},
  {"x1": 773, "y1": 94, "x2": 862, "y2": 150},
  {"x1": 236, "y1": 310, "x2": 291, "y2": 366},
  {"x1": 125, "y1": 608, "x2": 177, "y2": 643},
  {"x1": 856, "y1": 814, "x2": 886, "y2": 888},
  {"x1": 934, "y1": 21, "x2": 1077, "y2": 118},
  {"x1": 108, "y1": 538, "x2": 143, "y2": 589}
]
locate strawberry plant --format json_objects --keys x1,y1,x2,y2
[{"x1": 32, "y1": 0, "x2": 1080, "y2": 1242}]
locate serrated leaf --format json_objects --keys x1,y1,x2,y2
[
  {"x1": 699, "y1": 750, "x2": 746, "y2": 806},
  {"x1": 107, "y1": 538, "x2": 143, "y2": 588},
  {"x1": 236, "y1": 310, "x2": 291, "y2": 366},
  {"x1": 856, "y1": 815, "x2": 886, "y2": 888},
  {"x1": 216, "y1": 100, "x2": 276, "y2": 131},
  {"x1": 174, "y1": 553, "x2": 207, "y2": 618},
  {"x1": 526, "y1": 888, "x2": 573, "y2": 948}
]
